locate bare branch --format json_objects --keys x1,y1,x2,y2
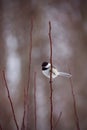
[
  {"x1": 68, "y1": 68, "x2": 80, "y2": 130},
  {"x1": 21, "y1": 16, "x2": 34, "y2": 130},
  {"x1": 21, "y1": 86, "x2": 26, "y2": 130},
  {"x1": 34, "y1": 72, "x2": 37, "y2": 130},
  {"x1": 53, "y1": 112, "x2": 62, "y2": 130},
  {"x1": 27, "y1": 16, "x2": 33, "y2": 93},
  {"x1": 49, "y1": 21, "x2": 53, "y2": 130},
  {"x1": 2, "y1": 70, "x2": 19, "y2": 130},
  {"x1": 0, "y1": 124, "x2": 3, "y2": 130}
]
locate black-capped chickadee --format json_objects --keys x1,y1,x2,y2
[{"x1": 42, "y1": 62, "x2": 72, "y2": 79}]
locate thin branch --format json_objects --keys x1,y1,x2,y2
[
  {"x1": 0, "y1": 124, "x2": 3, "y2": 130},
  {"x1": 2, "y1": 70, "x2": 19, "y2": 130},
  {"x1": 25, "y1": 16, "x2": 34, "y2": 129},
  {"x1": 34, "y1": 72, "x2": 37, "y2": 130},
  {"x1": 27, "y1": 16, "x2": 33, "y2": 93},
  {"x1": 21, "y1": 16, "x2": 33, "y2": 130},
  {"x1": 53, "y1": 112, "x2": 62, "y2": 130},
  {"x1": 21, "y1": 86, "x2": 26, "y2": 130},
  {"x1": 68, "y1": 68, "x2": 80, "y2": 130},
  {"x1": 49, "y1": 21, "x2": 53, "y2": 130}
]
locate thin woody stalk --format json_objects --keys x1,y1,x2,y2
[
  {"x1": 49, "y1": 21, "x2": 53, "y2": 130},
  {"x1": 34, "y1": 72, "x2": 37, "y2": 130},
  {"x1": 27, "y1": 16, "x2": 33, "y2": 94},
  {"x1": 54, "y1": 112, "x2": 62, "y2": 130},
  {"x1": 26, "y1": 16, "x2": 33, "y2": 129},
  {"x1": 0, "y1": 124, "x2": 3, "y2": 130},
  {"x1": 69, "y1": 68, "x2": 80, "y2": 130},
  {"x1": 21, "y1": 86, "x2": 26, "y2": 130},
  {"x1": 22, "y1": 16, "x2": 33, "y2": 130},
  {"x1": 2, "y1": 71, "x2": 19, "y2": 130}
]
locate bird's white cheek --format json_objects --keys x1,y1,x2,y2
[{"x1": 45, "y1": 63, "x2": 51, "y2": 68}]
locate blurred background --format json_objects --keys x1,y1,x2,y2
[{"x1": 0, "y1": 0, "x2": 87, "y2": 130}]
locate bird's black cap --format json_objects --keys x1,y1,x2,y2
[{"x1": 42, "y1": 62, "x2": 48, "y2": 67}]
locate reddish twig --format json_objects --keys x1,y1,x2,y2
[
  {"x1": 21, "y1": 86, "x2": 26, "y2": 130},
  {"x1": 21, "y1": 17, "x2": 33, "y2": 130},
  {"x1": 34, "y1": 72, "x2": 37, "y2": 130},
  {"x1": 49, "y1": 21, "x2": 53, "y2": 130},
  {"x1": 53, "y1": 112, "x2": 62, "y2": 130},
  {"x1": 68, "y1": 68, "x2": 80, "y2": 130},
  {"x1": 0, "y1": 124, "x2": 3, "y2": 130},
  {"x1": 27, "y1": 16, "x2": 33, "y2": 94},
  {"x1": 2, "y1": 70, "x2": 19, "y2": 130},
  {"x1": 25, "y1": 16, "x2": 33, "y2": 129}
]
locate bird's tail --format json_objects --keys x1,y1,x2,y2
[{"x1": 58, "y1": 72, "x2": 72, "y2": 78}]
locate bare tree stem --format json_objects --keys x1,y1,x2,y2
[
  {"x1": 49, "y1": 21, "x2": 53, "y2": 130},
  {"x1": 2, "y1": 71, "x2": 19, "y2": 130}
]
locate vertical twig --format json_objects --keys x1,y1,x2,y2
[
  {"x1": 21, "y1": 86, "x2": 26, "y2": 130},
  {"x1": 53, "y1": 112, "x2": 62, "y2": 130},
  {"x1": 0, "y1": 124, "x2": 3, "y2": 130},
  {"x1": 68, "y1": 68, "x2": 80, "y2": 130},
  {"x1": 2, "y1": 71, "x2": 19, "y2": 130},
  {"x1": 49, "y1": 21, "x2": 53, "y2": 130},
  {"x1": 34, "y1": 72, "x2": 37, "y2": 130},
  {"x1": 27, "y1": 16, "x2": 33, "y2": 94},
  {"x1": 22, "y1": 16, "x2": 33, "y2": 130},
  {"x1": 26, "y1": 16, "x2": 33, "y2": 129}
]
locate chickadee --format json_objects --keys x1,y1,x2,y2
[{"x1": 42, "y1": 62, "x2": 72, "y2": 79}]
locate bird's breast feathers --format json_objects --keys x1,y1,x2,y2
[{"x1": 42, "y1": 67, "x2": 59, "y2": 78}]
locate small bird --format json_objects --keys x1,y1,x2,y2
[{"x1": 42, "y1": 62, "x2": 72, "y2": 79}]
